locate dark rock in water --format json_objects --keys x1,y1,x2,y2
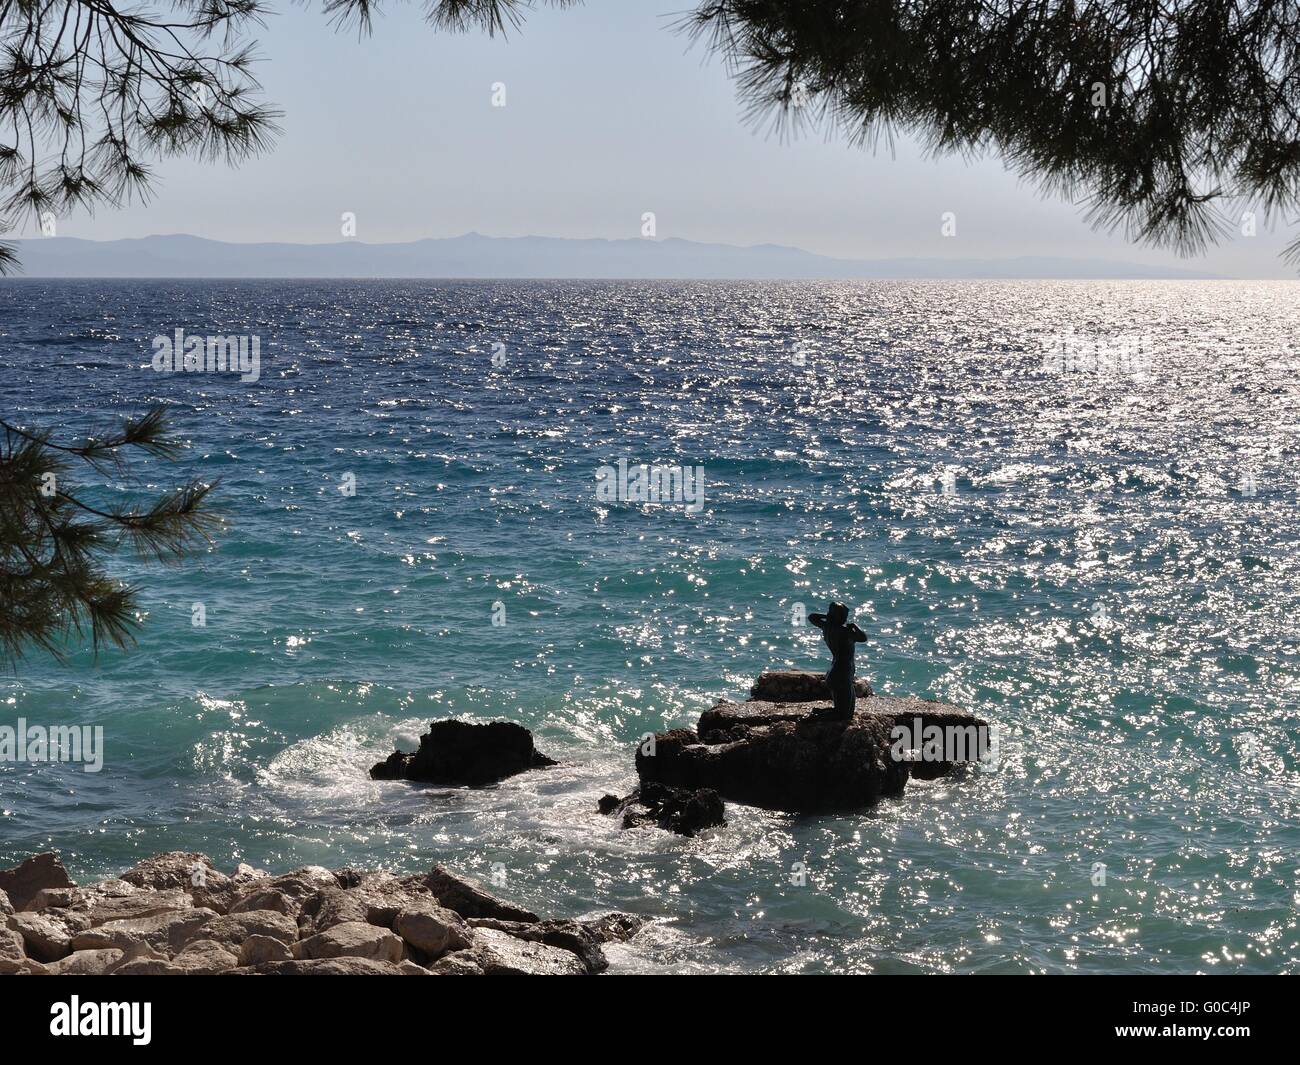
[
  {"x1": 370, "y1": 719, "x2": 556, "y2": 786},
  {"x1": 600, "y1": 780, "x2": 726, "y2": 837},
  {"x1": 597, "y1": 793, "x2": 621, "y2": 815},
  {"x1": 580, "y1": 911, "x2": 647, "y2": 944},
  {"x1": 636, "y1": 694, "x2": 990, "y2": 813},
  {"x1": 749, "y1": 669, "x2": 872, "y2": 703},
  {"x1": 369, "y1": 750, "x2": 413, "y2": 780},
  {"x1": 0, "y1": 852, "x2": 75, "y2": 911}
]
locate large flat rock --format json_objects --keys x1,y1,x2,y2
[
  {"x1": 748, "y1": 670, "x2": 873, "y2": 702},
  {"x1": 637, "y1": 695, "x2": 991, "y2": 813},
  {"x1": 701, "y1": 694, "x2": 985, "y2": 737}
]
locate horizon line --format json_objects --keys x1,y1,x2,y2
[{"x1": 12, "y1": 230, "x2": 1235, "y2": 271}]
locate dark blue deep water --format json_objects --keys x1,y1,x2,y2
[{"x1": 2, "y1": 278, "x2": 1298, "y2": 972}]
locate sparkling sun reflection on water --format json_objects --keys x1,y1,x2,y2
[{"x1": 1, "y1": 278, "x2": 1297, "y2": 973}]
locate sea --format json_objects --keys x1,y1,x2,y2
[{"x1": 1, "y1": 278, "x2": 1297, "y2": 973}]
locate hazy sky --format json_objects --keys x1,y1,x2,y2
[{"x1": 32, "y1": 1, "x2": 1299, "y2": 277}]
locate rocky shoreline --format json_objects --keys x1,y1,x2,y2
[
  {"x1": 4, "y1": 670, "x2": 990, "y2": 974},
  {"x1": 1, "y1": 851, "x2": 643, "y2": 976}
]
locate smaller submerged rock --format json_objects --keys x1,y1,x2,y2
[
  {"x1": 370, "y1": 719, "x2": 556, "y2": 786},
  {"x1": 599, "y1": 780, "x2": 726, "y2": 837}
]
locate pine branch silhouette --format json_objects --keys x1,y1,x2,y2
[
  {"x1": 679, "y1": 1, "x2": 1300, "y2": 262},
  {"x1": 2, "y1": 2, "x2": 1296, "y2": 264},
  {"x1": 0, "y1": 406, "x2": 219, "y2": 668}
]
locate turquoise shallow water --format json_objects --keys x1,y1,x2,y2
[{"x1": 1, "y1": 278, "x2": 1298, "y2": 973}]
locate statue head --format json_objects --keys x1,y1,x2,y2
[{"x1": 826, "y1": 601, "x2": 849, "y2": 625}]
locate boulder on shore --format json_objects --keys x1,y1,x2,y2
[
  {"x1": 422, "y1": 865, "x2": 539, "y2": 922},
  {"x1": 0, "y1": 852, "x2": 75, "y2": 911},
  {"x1": 118, "y1": 851, "x2": 238, "y2": 913},
  {"x1": 370, "y1": 719, "x2": 556, "y2": 786},
  {"x1": 456, "y1": 926, "x2": 589, "y2": 975},
  {"x1": 636, "y1": 693, "x2": 991, "y2": 813},
  {"x1": 465, "y1": 915, "x2": 645, "y2": 975}
]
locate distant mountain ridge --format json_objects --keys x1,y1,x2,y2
[{"x1": 7, "y1": 232, "x2": 1220, "y2": 279}]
